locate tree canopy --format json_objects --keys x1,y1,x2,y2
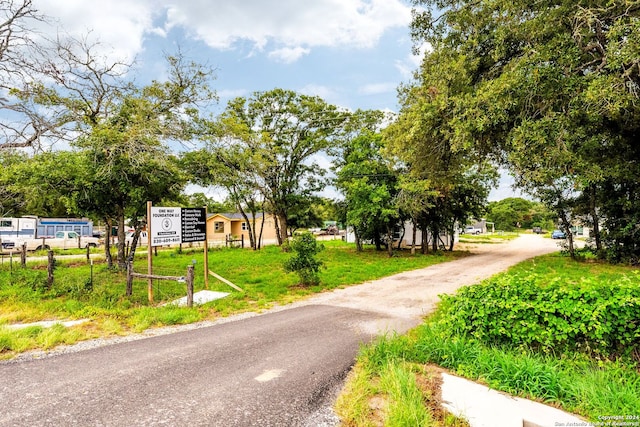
[
  {"x1": 409, "y1": 0, "x2": 640, "y2": 262},
  {"x1": 190, "y1": 88, "x2": 349, "y2": 246}
]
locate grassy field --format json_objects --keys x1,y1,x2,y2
[
  {"x1": 0, "y1": 240, "x2": 468, "y2": 359},
  {"x1": 336, "y1": 253, "x2": 640, "y2": 426}
]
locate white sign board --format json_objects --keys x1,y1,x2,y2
[{"x1": 150, "y1": 207, "x2": 182, "y2": 246}]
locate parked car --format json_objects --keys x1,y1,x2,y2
[
  {"x1": 551, "y1": 230, "x2": 566, "y2": 239},
  {"x1": 125, "y1": 231, "x2": 148, "y2": 246},
  {"x1": 532, "y1": 226, "x2": 542, "y2": 234},
  {"x1": 462, "y1": 225, "x2": 482, "y2": 235}
]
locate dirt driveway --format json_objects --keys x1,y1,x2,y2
[{"x1": 295, "y1": 233, "x2": 561, "y2": 334}]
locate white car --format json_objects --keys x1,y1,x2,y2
[
  {"x1": 125, "y1": 231, "x2": 148, "y2": 246},
  {"x1": 462, "y1": 226, "x2": 482, "y2": 235}
]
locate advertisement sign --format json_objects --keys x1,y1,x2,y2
[
  {"x1": 181, "y1": 208, "x2": 207, "y2": 243},
  {"x1": 150, "y1": 207, "x2": 182, "y2": 246},
  {"x1": 150, "y1": 207, "x2": 207, "y2": 247}
]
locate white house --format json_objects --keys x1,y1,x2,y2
[{"x1": 345, "y1": 222, "x2": 459, "y2": 250}]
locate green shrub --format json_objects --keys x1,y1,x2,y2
[
  {"x1": 283, "y1": 232, "x2": 324, "y2": 286},
  {"x1": 439, "y1": 271, "x2": 640, "y2": 360}
]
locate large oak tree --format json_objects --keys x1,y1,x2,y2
[{"x1": 410, "y1": 0, "x2": 640, "y2": 262}]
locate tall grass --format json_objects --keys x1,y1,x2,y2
[{"x1": 337, "y1": 254, "x2": 640, "y2": 424}]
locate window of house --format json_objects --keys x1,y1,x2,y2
[
  {"x1": 214, "y1": 221, "x2": 225, "y2": 233},
  {"x1": 241, "y1": 222, "x2": 248, "y2": 231}
]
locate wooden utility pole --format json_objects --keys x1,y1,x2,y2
[
  {"x1": 186, "y1": 264, "x2": 194, "y2": 307},
  {"x1": 47, "y1": 250, "x2": 54, "y2": 289}
]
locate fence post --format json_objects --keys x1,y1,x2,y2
[
  {"x1": 20, "y1": 243, "x2": 26, "y2": 267},
  {"x1": 126, "y1": 262, "x2": 133, "y2": 296},
  {"x1": 86, "y1": 245, "x2": 90, "y2": 262},
  {"x1": 186, "y1": 264, "x2": 194, "y2": 308},
  {"x1": 47, "y1": 250, "x2": 55, "y2": 289}
]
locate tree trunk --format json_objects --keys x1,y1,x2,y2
[
  {"x1": 431, "y1": 225, "x2": 439, "y2": 252},
  {"x1": 274, "y1": 215, "x2": 283, "y2": 246},
  {"x1": 257, "y1": 213, "x2": 265, "y2": 250},
  {"x1": 589, "y1": 185, "x2": 602, "y2": 254},
  {"x1": 421, "y1": 220, "x2": 428, "y2": 254},
  {"x1": 396, "y1": 225, "x2": 405, "y2": 250},
  {"x1": 559, "y1": 215, "x2": 576, "y2": 260},
  {"x1": 386, "y1": 227, "x2": 394, "y2": 257},
  {"x1": 411, "y1": 219, "x2": 417, "y2": 255},
  {"x1": 448, "y1": 224, "x2": 455, "y2": 251},
  {"x1": 127, "y1": 228, "x2": 141, "y2": 263},
  {"x1": 279, "y1": 213, "x2": 289, "y2": 244},
  {"x1": 116, "y1": 206, "x2": 127, "y2": 271},
  {"x1": 239, "y1": 210, "x2": 256, "y2": 250},
  {"x1": 104, "y1": 217, "x2": 113, "y2": 268},
  {"x1": 374, "y1": 232, "x2": 383, "y2": 251},
  {"x1": 354, "y1": 226, "x2": 363, "y2": 252}
]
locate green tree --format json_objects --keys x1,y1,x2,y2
[
  {"x1": 336, "y1": 132, "x2": 399, "y2": 256},
  {"x1": 485, "y1": 198, "x2": 554, "y2": 231},
  {"x1": 383, "y1": 56, "x2": 497, "y2": 252},
  {"x1": 71, "y1": 54, "x2": 213, "y2": 269},
  {"x1": 409, "y1": 0, "x2": 640, "y2": 263},
  {"x1": 286, "y1": 195, "x2": 324, "y2": 235},
  {"x1": 283, "y1": 232, "x2": 325, "y2": 286},
  {"x1": 211, "y1": 89, "x2": 349, "y2": 245},
  {"x1": 0, "y1": 150, "x2": 32, "y2": 216},
  {"x1": 182, "y1": 144, "x2": 266, "y2": 250},
  {"x1": 2, "y1": 150, "x2": 82, "y2": 217},
  {"x1": 11, "y1": 44, "x2": 216, "y2": 268}
]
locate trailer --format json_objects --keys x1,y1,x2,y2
[{"x1": 0, "y1": 216, "x2": 96, "y2": 250}]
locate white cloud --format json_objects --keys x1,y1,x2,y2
[
  {"x1": 299, "y1": 84, "x2": 337, "y2": 101},
  {"x1": 32, "y1": 0, "x2": 412, "y2": 65},
  {"x1": 268, "y1": 46, "x2": 310, "y2": 64},
  {"x1": 488, "y1": 170, "x2": 529, "y2": 201},
  {"x1": 162, "y1": 0, "x2": 412, "y2": 62},
  {"x1": 34, "y1": 0, "x2": 158, "y2": 61},
  {"x1": 359, "y1": 82, "x2": 397, "y2": 95}
]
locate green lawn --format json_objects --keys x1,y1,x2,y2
[{"x1": 0, "y1": 240, "x2": 467, "y2": 358}]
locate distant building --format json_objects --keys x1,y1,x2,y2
[
  {"x1": 345, "y1": 221, "x2": 458, "y2": 250},
  {"x1": 206, "y1": 213, "x2": 279, "y2": 247}
]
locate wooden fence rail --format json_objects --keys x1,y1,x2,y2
[{"x1": 127, "y1": 263, "x2": 195, "y2": 306}]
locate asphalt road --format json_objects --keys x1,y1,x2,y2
[
  {"x1": 0, "y1": 235, "x2": 560, "y2": 426},
  {"x1": 1, "y1": 305, "x2": 381, "y2": 426}
]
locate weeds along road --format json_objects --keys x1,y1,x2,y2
[{"x1": 0, "y1": 234, "x2": 560, "y2": 427}]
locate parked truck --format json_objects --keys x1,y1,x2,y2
[
  {"x1": 15, "y1": 230, "x2": 100, "y2": 251},
  {"x1": 0, "y1": 216, "x2": 99, "y2": 251},
  {"x1": 461, "y1": 225, "x2": 483, "y2": 235}
]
